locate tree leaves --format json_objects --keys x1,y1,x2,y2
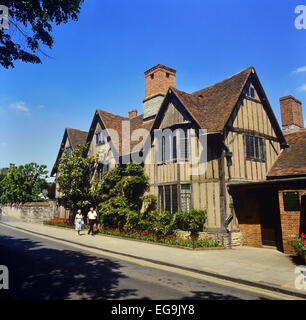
[
  {"x1": 0, "y1": 0, "x2": 84, "y2": 68},
  {"x1": 57, "y1": 143, "x2": 97, "y2": 214},
  {"x1": 0, "y1": 163, "x2": 48, "y2": 203}
]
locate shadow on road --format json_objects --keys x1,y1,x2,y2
[
  {"x1": 182, "y1": 291, "x2": 269, "y2": 300},
  {"x1": 0, "y1": 234, "x2": 138, "y2": 300}
]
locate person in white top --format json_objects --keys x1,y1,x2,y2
[{"x1": 87, "y1": 207, "x2": 97, "y2": 236}]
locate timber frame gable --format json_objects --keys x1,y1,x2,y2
[{"x1": 51, "y1": 128, "x2": 88, "y2": 177}]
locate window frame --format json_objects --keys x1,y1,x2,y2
[
  {"x1": 156, "y1": 126, "x2": 191, "y2": 165},
  {"x1": 96, "y1": 131, "x2": 106, "y2": 146},
  {"x1": 158, "y1": 183, "x2": 191, "y2": 213},
  {"x1": 244, "y1": 85, "x2": 256, "y2": 99},
  {"x1": 244, "y1": 134, "x2": 266, "y2": 162}
]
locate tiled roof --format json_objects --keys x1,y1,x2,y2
[
  {"x1": 0, "y1": 168, "x2": 9, "y2": 176},
  {"x1": 66, "y1": 128, "x2": 88, "y2": 149},
  {"x1": 51, "y1": 128, "x2": 88, "y2": 176},
  {"x1": 172, "y1": 66, "x2": 254, "y2": 132},
  {"x1": 96, "y1": 110, "x2": 154, "y2": 157},
  {"x1": 267, "y1": 129, "x2": 306, "y2": 179}
]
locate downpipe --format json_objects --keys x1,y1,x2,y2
[{"x1": 221, "y1": 140, "x2": 234, "y2": 249}]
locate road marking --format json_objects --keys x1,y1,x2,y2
[{"x1": 0, "y1": 223, "x2": 297, "y2": 300}]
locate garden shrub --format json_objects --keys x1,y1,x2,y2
[
  {"x1": 289, "y1": 234, "x2": 306, "y2": 255},
  {"x1": 124, "y1": 210, "x2": 139, "y2": 231},
  {"x1": 99, "y1": 196, "x2": 131, "y2": 229},
  {"x1": 174, "y1": 209, "x2": 207, "y2": 236}
]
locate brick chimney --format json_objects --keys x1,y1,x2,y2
[
  {"x1": 280, "y1": 95, "x2": 304, "y2": 134},
  {"x1": 143, "y1": 64, "x2": 176, "y2": 120},
  {"x1": 128, "y1": 109, "x2": 138, "y2": 119}
]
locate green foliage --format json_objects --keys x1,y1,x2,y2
[
  {"x1": 99, "y1": 196, "x2": 131, "y2": 230},
  {"x1": 141, "y1": 194, "x2": 157, "y2": 215},
  {"x1": 174, "y1": 210, "x2": 207, "y2": 236},
  {"x1": 0, "y1": 163, "x2": 48, "y2": 204},
  {"x1": 96, "y1": 163, "x2": 149, "y2": 226},
  {"x1": 44, "y1": 218, "x2": 222, "y2": 249},
  {"x1": 1, "y1": 0, "x2": 84, "y2": 68},
  {"x1": 123, "y1": 210, "x2": 139, "y2": 231},
  {"x1": 289, "y1": 234, "x2": 306, "y2": 255},
  {"x1": 57, "y1": 143, "x2": 97, "y2": 214}
]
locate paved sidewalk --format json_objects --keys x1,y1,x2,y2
[{"x1": 1, "y1": 218, "x2": 305, "y2": 298}]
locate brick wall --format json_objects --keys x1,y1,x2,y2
[
  {"x1": 232, "y1": 190, "x2": 263, "y2": 247},
  {"x1": 278, "y1": 189, "x2": 304, "y2": 254},
  {"x1": 144, "y1": 65, "x2": 176, "y2": 101},
  {"x1": 280, "y1": 95, "x2": 304, "y2": 131}
]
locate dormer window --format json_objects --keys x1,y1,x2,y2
[
  {"x1": 65, "y1": 146, "x2": 72, "y2": 157},
  {"x1": 244, "y1": 85, "x2": 255, "y2": 99},
  {"x1": 96, "y1": 131, "x2": 105, "y2": 146}
]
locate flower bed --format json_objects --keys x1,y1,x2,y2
[
  {"x1": 44, "y1": 219, "x2": 222, "y2": 249},
  {"x1": 289, "y1": 233, "x2": 306, "y2": 262},
  {"x1": 45, "y1": 218, "x2": 89, "y2": 230}
]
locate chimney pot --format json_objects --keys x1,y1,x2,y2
[{"x1": 129, "y1": 109, "x2": 138, "y2": 119}]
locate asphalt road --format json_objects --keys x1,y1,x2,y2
[{"x1": 0, "y1": 224, "x2": 294, "y2": 301}]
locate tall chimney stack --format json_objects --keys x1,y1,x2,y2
[
  {"x1": 280, "y1": 95, "x2": 304, "y2": 134},
  {"x1": 143, "y1": 64, "x2": 176, "y2": 121}
]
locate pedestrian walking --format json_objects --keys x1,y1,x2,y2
[
  {"x1": 87, "y1": 207, "x2": 97, "y2": 236},
  {"x1": 74, "y1": 209, "x2": 84, "y2": 236}
]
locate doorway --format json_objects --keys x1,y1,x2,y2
[{"x1": 257, "y1": 188, "x2": 282, "y2": 249}]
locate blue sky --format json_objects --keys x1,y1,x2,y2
[{"x1": 0, "y1": 0, "x2": 305, "y2": 178}]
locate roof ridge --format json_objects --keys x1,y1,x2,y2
[
  {"x1": 97, "y1": 108, "x2": 129, "y2": 120},
  {"x1": 66, "y1": 127, "x2": 88, "y2": 133},
  {"x1": 192, "y1": 66, "x2": 254, "y2": 95}
]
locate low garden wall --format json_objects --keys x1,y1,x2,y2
[
  {"x1": 175, "y1": 230, "x2": 243, "y2": 247},
  {"x1": 0, "y1": 200, "x2": 59, "y2": 223}
]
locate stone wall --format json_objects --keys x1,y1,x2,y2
[
  {"x1": 0, "y1": 200, "x2": 59, "y2": 224},
  {"x1": 175, "y1": 230, "x2": 243, "y2": 248}
]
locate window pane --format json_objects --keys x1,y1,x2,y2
[
  {"x1": 178, "y1": 128, "x2": 190, "y2": 161},
  {"x1": 173, "y1": 135, "x2": 177, "y2": 161},
  {"x1": 246, "y1": 135, "x2": 255, "y2": 159},
  {"x1": 165, "y1": 185, "x2": 171, "y2": 212},
  {"x1": 172, "y1": 185, "x2": 178, "y2": 213},
  {"x1": 158, "y1": 186, "x2": 164, "y2": 212},
  {"x1": 255, "y1": 137, "x2": 259, "y2": 159},
  {"x1": 250, "y1": 136, "x2": 255, "y2": 158},
  {"x1": 155, "y1": 135, "x2": 163, "y2": 164},
  {"x1": 163, "y1": 135, "x2": 171, "y2": 163},
  {"x1": 181, "y1": 184, "x2": 191, "y2": 212}
]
